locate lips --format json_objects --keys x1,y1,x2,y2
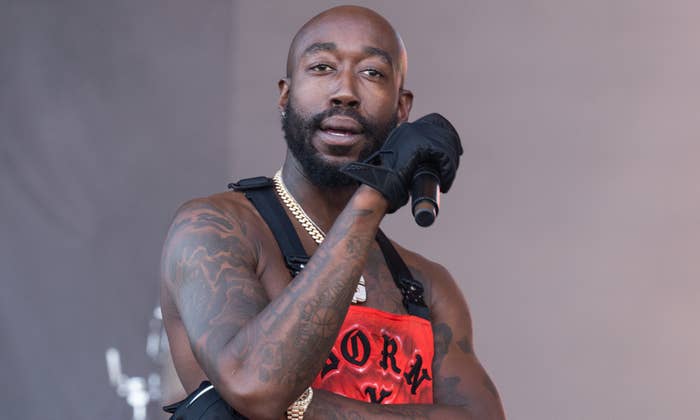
[
  {"x1": 314, "y1": 116, "x2": 366, "y2": 158},
  {"x1": 320, "y1": 116, "x2": 364, "y2": 137}
]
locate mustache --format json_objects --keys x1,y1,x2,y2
[{"x1": 308, "y1": 108, "x2": 371, "y2": 133}]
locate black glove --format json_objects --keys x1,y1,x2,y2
[{"x1": 341, "y1": 113, "x2": 463, "y2": 213}]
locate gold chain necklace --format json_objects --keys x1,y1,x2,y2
[{"x1": 273, "y1": 169, "x2": 366, "y2": 303}]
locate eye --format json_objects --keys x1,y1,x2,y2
[
  {"x1": 361, "y1": 68, "x2": 384, "y2": 79},
  {"x1": 309, "y1": 63, "x2": 334, "y2": 72}
]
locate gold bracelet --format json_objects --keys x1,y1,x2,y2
[{"x1": 286, "y1": 387, "x2": 313, "y2": 420}]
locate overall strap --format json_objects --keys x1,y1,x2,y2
[
  {"x1": 228, "y1": 177, "x2": 430, "y2": 319},
  {"x1": 228, "y1": 177, "x2": 308, "y2": 276},
  {"x1": 375, "y1": 229, "x2": 431, "y2": 320}
]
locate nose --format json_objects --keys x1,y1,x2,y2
[{"x1": 330, "y1": 70, "x2": 360, "y2": 109}]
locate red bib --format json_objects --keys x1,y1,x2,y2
[{"x1": 312, "y1": 305, "x2": 434, "y2": 404}]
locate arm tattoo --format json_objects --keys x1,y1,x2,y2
[
  {"x1": 164, "y1": 201, "x2": 268, "y2": 383},
  {"x1": 432, "y1": 322, "x2": 472, "y2": 407},
  {"x1": 457, "y1": 335, "x2": 473, "y2": 355},
  {"x1": 248, "y1": 239, "x2": 354, "y2": 385}
]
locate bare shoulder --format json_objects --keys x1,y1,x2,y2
[
  {"x1": 160, "y1": 190, "x2": 269, "y2": 294},
  {"x1": 166, "y1": 190, "x2": 261, "y2": 239}
]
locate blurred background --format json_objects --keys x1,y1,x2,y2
[{"x1": 2, "y1": 1, "x2": 698, "y2": 419}]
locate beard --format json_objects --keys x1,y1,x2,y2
[{"x1": 282, "y1": 99, "x2": 398, "y2": 188}]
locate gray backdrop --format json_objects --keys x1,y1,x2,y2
[{"x1": 2, "y1": 1, "x2": 698, "y2": 419}]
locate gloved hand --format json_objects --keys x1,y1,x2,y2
[{"x1": 341, "y1": 113, "x2": 463, "y2": 213}]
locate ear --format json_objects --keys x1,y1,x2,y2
[
  {"x1": 397, "y1": 88, "x2": 414, "y2": 124},
  {"x1": 278, "y1": 78, "x2": 290, "y2": 112}
]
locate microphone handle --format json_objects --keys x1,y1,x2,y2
[{"x1": 411, "y1": 166, "x2": 440, "y2": 227}]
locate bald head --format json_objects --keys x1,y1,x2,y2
[{"x1": 285, "y1": 6, "x2": 408, "y2": 86}]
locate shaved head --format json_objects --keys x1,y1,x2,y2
[
  {"x1": 278, "y1": 5, "x2": 414, "y2": 188},
  {"x1": 285, "y1": 6, "x2": 408, "y2": 86}
]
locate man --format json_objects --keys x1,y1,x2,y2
[{"x1": 161, "y1": 5, "x2": 505, "y2": 419}]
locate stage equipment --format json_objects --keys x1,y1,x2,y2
[{"x1": 106, "y1": 306, "x2": 169, "y2": 420}]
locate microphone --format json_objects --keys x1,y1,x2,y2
[{"x1": 411, "y1": 166, "x2": 440, "y2": 227}]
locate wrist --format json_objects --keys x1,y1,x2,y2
[{"x1": 355, "y1": 184, "x2": 390, "y2": 213}]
